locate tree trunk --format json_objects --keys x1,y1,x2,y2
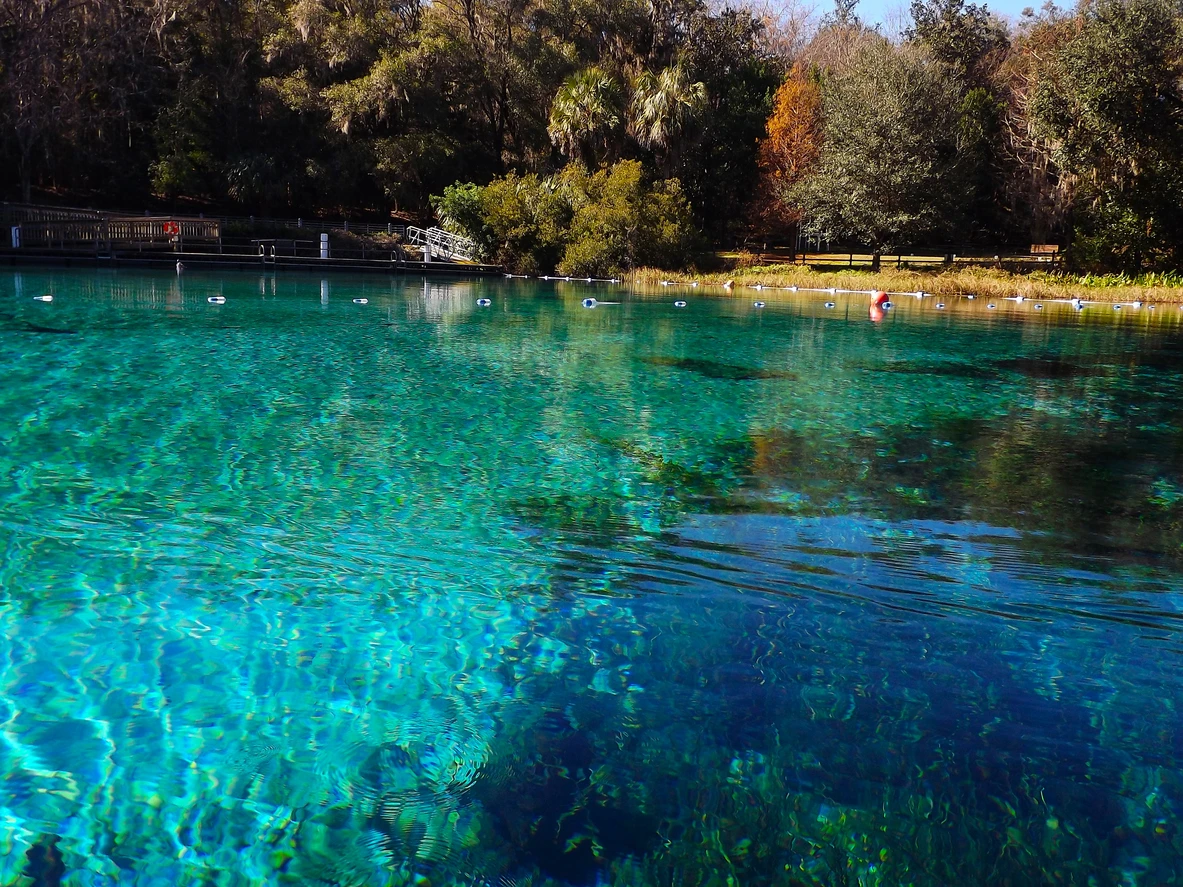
[
  {"x1": 871, "y1": 249, "x2": 881, "y2": 272},
  {"x1": 19, "y1": 139, "x2": 33, "y2": 203}
]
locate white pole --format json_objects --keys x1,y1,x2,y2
[
  {"x1": 11, "y1": 225, "x2": 20, "y2": 248},
  {"x1": 320, "y1": 233, "x2": 329, "y2": 259}
]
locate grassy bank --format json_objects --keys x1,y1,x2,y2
[{"x1": 632, "y1": 264, "x2": 1183, "y2": 303}]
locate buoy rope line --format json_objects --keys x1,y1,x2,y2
[
  {"x1": 538, "y1": 275, "x2": 621, "y2": 283},
  {"x1": 452, "y1": 273, "x2": 1174, "y2": 311},
  {"x1": 26, "y1": 287, "x2": 1172, "y2": 313}
]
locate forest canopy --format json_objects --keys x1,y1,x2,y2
[{"x1": 3, "y1": 0, "x2": 1183, "y2": 272}]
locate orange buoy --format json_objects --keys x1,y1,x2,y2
[
  {"x1": 869, "y1": 304, "x2": 885, "y2": 323},
  {"x1": 871, "y1": 290, "x2": 889, "y2": 307}
]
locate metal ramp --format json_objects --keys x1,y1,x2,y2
[{"x1": 407, "y1": 226, "x2": 477, "y2": 262}]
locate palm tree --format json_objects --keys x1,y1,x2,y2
[
  {"x1": 547, "y1": 67, "x2": 623, "y2": 168},
  {"x1": 629, "y1": 62, "x2": 708, "y2": 175}
]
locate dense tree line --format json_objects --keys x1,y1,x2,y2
[
  {"x1": 3, "y1": 0, "x2": 1183, "y2": 273},
  {"x1": 761, "y1": 0, "x2": 1183, "y2": 273},
  {"x1": 0, "y1": 0, "x2": 779, "y2": 234}
]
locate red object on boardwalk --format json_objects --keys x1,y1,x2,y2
[{"x1": 163, "y1": 221, "x2": 180, "y2": 236}]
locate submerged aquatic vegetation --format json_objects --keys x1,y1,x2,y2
[
  {"x1": 1, "y1": 271, "x2": 1183, "y2": 885},
  {"x1": 641, "y1": 355, "x2": 797, "y2": 381}
]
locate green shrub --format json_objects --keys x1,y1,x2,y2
[
  {"x1": 1070, "y1": 199, "x2": 1180, "y2": 273},
  {"x1": 483, "y1": 173, "x2": 570, "y2": 274},
  {"x1": 432, "y1": 160, "x2": 700, "y2": 275},
  {"x1": 432, "y1": 182, "x2": 490, "y2": 253},
  {"x1": 559, "y1": 162, "x2": 698, "y2": 276}
]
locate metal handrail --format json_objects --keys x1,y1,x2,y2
[{"x1": 406, "y1": 226, "x2": 477, "y2": 261}]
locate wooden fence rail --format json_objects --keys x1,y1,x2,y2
[
  {"x1": 14, "y1": 217, "x2": 221, "y2": 250},
  {"x1": 0, "y1": 203, "x2": 105, "y2": 225}
]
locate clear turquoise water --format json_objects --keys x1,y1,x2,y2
[{"x1": 2, "y1": 268, "x2": 1183, "y2": 886}]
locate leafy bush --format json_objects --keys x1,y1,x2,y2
[
  {"x1": 432, "y1": 182, "x2": 490, "y2": 252},
  {"x1": 1069, "y1": 199, "x2": 1181, "y2": 273},
  {"x1": 433, "y1": 160, "x2": 700, "y2": 276},
  {"x1": 434, "y1": 174, "x2": 568, "y2": 274},
  {"x1": 559, "y1": 162, "x2": 698, "y2": 276}
]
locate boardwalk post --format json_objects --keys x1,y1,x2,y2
[
  {"x1": 10, "y1": 226, "x2": 19, "y2": 248},
  {"x1": 320, "y1": 233, "x2": 329, "y2": 259}
]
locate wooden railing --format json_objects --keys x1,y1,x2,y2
[
  {"x1": 14, "y1": 216, "x2": 220, "y2": 250},
  {"x1": 0, "y1": 202, "x2": 105, "y2": 225}
]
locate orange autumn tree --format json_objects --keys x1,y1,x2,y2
[{"x1": 748, "y1": 65, "x2": 823, "y2": 236}]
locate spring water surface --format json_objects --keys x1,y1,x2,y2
[{"x1": 1, "y1": 269, "x2": 1182, "y2": 886}]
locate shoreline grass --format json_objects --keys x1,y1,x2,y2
[{"x1": 631, "y1": 264, "x2": 1183, "y2": 303}]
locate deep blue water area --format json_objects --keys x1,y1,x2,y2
[{"x1": 1, "y1": 269, "x2": 1182, "y2": 886}]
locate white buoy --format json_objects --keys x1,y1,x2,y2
[
  {"x1": 936, "y1": 303, "x2": 945, "y2": 309},
  {"x1": 477, "y1": 298, "x2": 491, "y2": 307},
  {"x1": 1035, "y1": 304, "x2": 1044, "y2": 310},
  {"x1": 824, "y1": 301, "x2": 835, "y2": 308},
  {"x1": 789, "y1": 286, "x2": 798, "y2": 292},
  {"x1": 691, "y1": 282, "x2": 699, "y2": 287},
  {"x1": 33, "y1": 294, "x2": 52, "y2": 302},
  {"x1": 754, "y1": 301, "x2": 765, "y2": 308},
  {"x1": 1132, "y1": 300, "x2": 1143, "y2": 308},
  {"x1": 882, "y1": 301, "x2": 893, "y2": 310},
  {"x1": 582, "y1": 298, "x2": 596, "y2": 308},
  {"x1": 1114, "y1": 304, "x2": 1122, "y2": 310},
  {"x1": 988, "y1": 304, "x2": 996, "y2": 309},
  {"x1": 674, "y1": 300, "x2": 687, "y2": 308},
  {"x1": 353, "y1": 298, "x2": 368, "y2": 304},
  {"x1": 966, "y1": 294, "x2": 975, "y2": 300},
  {"x1": 661, "y1": 280, "x2": 672, "y2": 286},
  {"x1": 208, "y1": 296, "x2": 225, "y2": 304}
]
